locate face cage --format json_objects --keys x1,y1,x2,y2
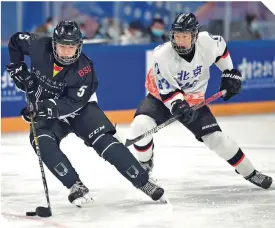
[
  {"x1": 52, "y1": 41, "x2": 83, "y2": 65},
  {"x1": 169, "y1": 30, "x2": 198, "y2": 55}
]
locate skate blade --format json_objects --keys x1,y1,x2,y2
[
  {"x1": 72, "y1": 193, "x2": 94, "y2": 207},
  {"x1": 148, "y1": 174, "x2": 158, "y2": 182},
  {"x1": 158, "y1": 194, "x2": 169, "y2": 204}
]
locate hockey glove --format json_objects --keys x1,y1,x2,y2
[
  {"x1": 20, "y1": 107, "x2": 35, "y2": 123},
  {"x1": 24, "y1": 99, "x2": 59, "y2": 120},
  {"x1": 7, "y1": 62, "x2": 35, "y2": 93},
  {"x1": 171, "y1": 99, "x2": 198, "y2": 124},
  {"x1": 220, "y1": 69, "x2": 242, "y2": 101},
  {"x1": 20, "y1": 105, "x2": 47, "y2": 123}
]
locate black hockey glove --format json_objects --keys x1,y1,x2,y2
[
  {"x1": 22, "y1": 99, "x2": 59, "y2": 121},
  {"x1": 6, "y1": 62, "x2": 35, "y2": 93},
  {"x1": 20, "y1": 106, "x2": 47, "y2": 123},
  {"x1": 220, "y1": 69, "x2": 242, "y2": 101},
  {"x1": 20, "y1": 107, "x2": 35, "y2": 123},
  {"x1": 171, "y1": 99, "x2": 198, "y2": 124}
]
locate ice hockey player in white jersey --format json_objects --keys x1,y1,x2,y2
[{"x1": 129, "y1": 13, "x2": 272, "y2": 189}]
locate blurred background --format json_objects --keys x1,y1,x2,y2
[
  {"x1": 1, "y1": 1, "x2": 275, "y2": 133},
  {"x1": 2, "y1": 1, "x2": 275, "y2": 44}
]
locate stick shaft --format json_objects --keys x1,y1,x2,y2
[{"x1": 26, "y1": 92, "x2": 52, "y2": 211}]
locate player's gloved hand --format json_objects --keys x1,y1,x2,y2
[
  {"x1": 6, "y1": 62, "x2": 35, "y2": 93},
  {"x1": 20, "y1": 106, "x2": 46, "y2": 123},
  {"x1": 220, "y1": 69, "x2": 242, "y2": 101},
  {"x1": 20, "y1": 107, "x2": 37, "y2": 123},
  {"x1": 171, "y1": 99, "x2": 198, "y2": 124},
  {"x1": 23, "y1": 99, "x2": 59, "y2": 121},
  {"x1": 20, "y1": 102, "x2": 45, "y2": 123}
]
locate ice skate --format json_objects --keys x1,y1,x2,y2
[
  {"x1": 246, "y1": 170, "x2": 272, "y2": 189},
  {"x1": 68, "y1": 181, "x2": 94, "y2": 207},
  {"x1": 139, "y1": 177, "x2": 167, "y2": 203}
]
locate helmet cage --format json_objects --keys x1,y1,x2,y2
[
  {"x1": 52, "y1": 40, "x2": 83, "y2": 65},
  {"x1": 169, "y1": 27, "x2": 199, "y2": 55}
]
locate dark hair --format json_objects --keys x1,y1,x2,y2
[
  {"x1": 46, "y1": 17, "x2": 53, "y2": 23},
  {"x1": 79, "y1": 22, "x2": 86, "y2": 28},
  {"x1": 129, "y1": 21, "x2": 143, "y2": 30},
  {"x1": 152, "y1": 18, "x2": 164, "y2": 25},
  {"x1": 245, "y1": 14, "x2": 257, "y2": 25}
]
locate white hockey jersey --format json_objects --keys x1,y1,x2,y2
[{"x1": 145, "y1": 31, "x2": 233, "y2": 110}]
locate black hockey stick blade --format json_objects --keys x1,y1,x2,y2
[
  {"x1": 26, "y1": 207, "x2": 52, "y2": 217},
  {"x1": 36, "y1": 206, "x2": 52, "y2": 217}
]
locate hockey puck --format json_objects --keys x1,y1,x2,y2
[{"x1": 26, "y1": 211, "x2": 37, "y2": 216}]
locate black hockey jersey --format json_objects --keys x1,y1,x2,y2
[{"x1": 8, "y1": 32, "x2": 98, "y2": 118}]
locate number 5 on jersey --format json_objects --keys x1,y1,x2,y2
[
  {"x1": 77, "y1": 85, "x2": 88, "y2": 97},
  {"x1": 19, "y1": 33, "x2": 30, "y2": 40}
]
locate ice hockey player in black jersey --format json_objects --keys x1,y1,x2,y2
[{"x1": 7, "y1": 21, "x2": 166, "y2": 207}]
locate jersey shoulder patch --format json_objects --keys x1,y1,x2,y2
[
  {"x1": 197, "y1": 31, "x2": 221, "y2": 49},
  {"x1": 153, "y1": 42, "x2": 174, "y2": 63},
  {"x1": 30, "y1": 33, "x2": 51, "y2": 46},
  {"x1": 28, "y1": 34, "x2": 52, "y2": 57}
]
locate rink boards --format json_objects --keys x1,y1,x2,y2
[{"x1": 1, "y1": 40, "x2": 275, "y2": 132}]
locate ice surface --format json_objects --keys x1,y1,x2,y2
[{"x1": 1, "y1": 114, "x2": 275, "y2": 228}]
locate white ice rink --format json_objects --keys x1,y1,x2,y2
[{"x1": 1, "y1": 114, "x2": 275, "y2": 228}]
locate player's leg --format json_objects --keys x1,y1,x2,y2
[
  {"x1": 181, "y1": 106, "x2": 272, "y2": 189},
  {"x1": 29, "y1": 119, "x2": 93, "y2": 206},
  {"x1": 129, "y1": 94, "x2": 172, "y2": 173},
  {"x1": 70, "y1": 102, "x2": 166, "y2": 201}
]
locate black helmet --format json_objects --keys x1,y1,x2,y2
[
  {"x1": 52, "y1": 21, "x2": 83, "y2": 65},
  {"x1": 169, "y1": 13, "x2": 200, "y2": 55}
]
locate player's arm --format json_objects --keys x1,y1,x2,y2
[
  {"x1": 210, "y1": 33, "x2": 242, "y2": 101},
  {"x1": 153, "y1": 60, "x2": 197, "y2": 124},
  {"x1": 153, "y1": 61, "x2": 183, "y2": 110},
  {"x1": 7, "y1": 32, "x2": 33, "y2": 92},
  {"x1": 8, "y1": 32, "x2": 32, "y2": 63},
  {"x1": 212, "y1": 34, "x2": 233, "y2": 71}
]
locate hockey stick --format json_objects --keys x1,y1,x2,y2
[
  {"x1": 125, "y1": 90, "x2": 227, "y2": 147},
  {"x1": 25, "y1": 90, "x2": 52, "y2": 217}
]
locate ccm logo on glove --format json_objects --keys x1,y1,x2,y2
[{"x1": 9, "y1": 66, "x2": 23, "y2": 77}]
